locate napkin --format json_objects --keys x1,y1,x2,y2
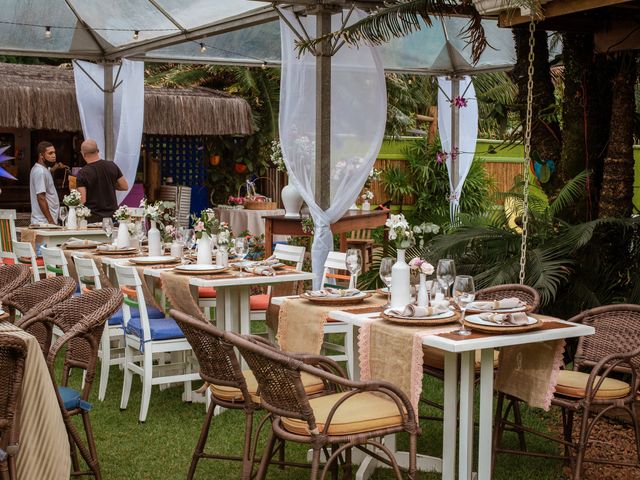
[
  {"x1": 467, "y1": 297, "x2": 525, "y2": 311},
  {"x1": 480, "y1": 312, "x2": 530, "y2": 326},
  {"x1": 61, "y1": 237, "x2": 101, "y2": 247},
  {"x1": 307, "y1": 288, "x2": 360, "y2": 298},
  {"x1": 245, "y1": 265, "x2": 276, "y2": 276},
  {"x1": 389, "y1": 304, "x2": 449, "y2": 317}
]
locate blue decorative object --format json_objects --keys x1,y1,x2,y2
[{"x1": 0, "y1": 145, "x2": 16, "y2": 180}]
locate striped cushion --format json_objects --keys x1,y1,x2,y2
[{"x1": 0, "y1": 219, "x2": 13, "y2": 253}]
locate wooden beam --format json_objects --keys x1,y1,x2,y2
[{"x1": 499, "y1": 0, "x2": 634, "y2": 27}]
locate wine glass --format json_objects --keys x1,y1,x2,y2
[
  {"x1": 452, "y1": 275, "x2": 475, "y2": 336},
  {"x1": 134, "y1": 221, "x2": 146, "y2": 254},
  {"x1": 346, "y1": 249, "x2": 362, "y2": 289},
  {"x1": 379, "y1": 256, "x2": 394, "y2": 308},
  {"x1": 184, "y1": 229, "x2": 196, "y2": 257},
  {"x1": 59, "y1": 206, "x2": 68, "y2": 227},
  {"x1": 233, "y1": 237, "x2": 249, "y2": 276},
  {"x1": 437, "y1": 259, "x2": 456, "y2": 298},
  {"x1": 102, "y1": 218, "x2": 113, "y2": 243}
]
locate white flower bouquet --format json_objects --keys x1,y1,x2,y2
[
  {"x1": 361, "y1": 190, "x2": 374, "y2": 201},
  {"x1": 113, "y1": 205, "x2": 130, "y2": 222},
  {"x1": 385, "y1": 213, "x2": 415, "y2": 249},
  {"x1": 217, "y1": 222, "x2": 231, "y2": 245},
  {"x1": 63, "y1": 189, "x2": 82, "y2": 207},
  {"x1": 75, "y1": 205, "x2": 91, "y2": 219}
]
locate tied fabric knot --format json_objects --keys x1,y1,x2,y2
[
  {"x1": 389, "y1": 304, "x2": 449, "y2": 317},
  {"x1": 480, "y1": 312, "x2": 529, "y2": 326}
]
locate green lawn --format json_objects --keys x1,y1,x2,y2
[{"x1": 64, "y1": 357, "x2": 568, "y2": 480}]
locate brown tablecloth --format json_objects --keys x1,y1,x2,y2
[{"x1": 0, "y1": 321, "x2": 70, "y2": 479}]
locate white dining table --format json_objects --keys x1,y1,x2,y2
[
  {"x1": 17, "y1": 227, "x2": 109, "y2": 247},
  {"x1": 328, "y1": 309, "x2": 595, "y2": 480}
]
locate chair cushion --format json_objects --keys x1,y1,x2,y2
[
  {"x1": 1, "y1": 257, "x2": 15, "y2": 265},
  {"x1": 198, "y1": 287, "x2": 217, "y2": 298},
  {"x1": 423, "y1": 348, "x2": 500, "y2": 371},
  {"x1": 110, "y1": 305, "x2": 165, "y2": 326},
  {"x1": 18, "y1": 256, "x2": 44, "y2": 266},
  {"x1": 249, "y1": 294, "x2": 269, "y2": 311},
  {"x1": 555, "y1": 370, "x2": 631, "y2": 399},
  {"x1": 210, "y1": 370, "x2": 324, "y2": 404},
  {"x1": 281, "y1": 391, "x2": 403, "y2": 436},
  {"x1": 125, "y1": 316, "x2": 184, "y2": 341},
  {"x1": 58, "y1": 386, "x2": 92, "y2": 411}
]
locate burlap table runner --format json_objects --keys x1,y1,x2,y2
[
  {"x1": 277, "y1": 296, "x2": 386, "y2": 355},
  {"x1": 0, "y1": 321, "x2": 70, "y2": 480},
  {"x1": 160, "y1": 270, "x2": 206, "y2": 322},
  {"x1": 358, "y1": 317, "x2": 459, "y2": 414},
  {"x1": 18, "y1": 229, "x2": 38, "y2": 248}
]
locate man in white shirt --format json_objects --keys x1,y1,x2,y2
[{"x1": 29, "y1": 141, "x2": 64, "y2": 224}]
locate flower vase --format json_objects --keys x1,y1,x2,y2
[
  {"x1": 281, "y1": 183, "x2": 303, "y2": 218},
  {"x1": 147, "y1": 220, "x2": 162, "y2": 257},
  {"x1": 417, "y1": 273, "x2": 429, "y2": 307},
  {"x1": 116, "y1": 221, "x2": 130, "y2": 248},
  {"x1": 79, "y1": 219, "x2": 88, "y2": 230},
  {"x1": 362, "y1": 200, "x2": 371, "y2": 211},
  {"x1": 390, "y1": 249, "x2": 411, "y2": 309},
  {"x1": 197, "y1": 233, "x2": 213, "y2": 265},
  {"x1": 67, "y1": 206, "x2": 77, "y2": 229},
  {"x1": 216, "y1": 245, "x2": 229, "y2": 267}
]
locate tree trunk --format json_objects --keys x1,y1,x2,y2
[
  {"x1": 598, "y1": 52, "x2": 637, "y2": 218},
  {"x1": 510, "y1": 28, "x2": 561, "y2": 195}
]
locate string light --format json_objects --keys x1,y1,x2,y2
[
  {"x1": 133, "y1": 30, "x2": 139, "y2": 40},
  {"x1": 261, "y1": 62, "x2": 267, "y2": 70},
  {"x1": 199, "y1": 43, "x2": 206, "y2": 53},
  {"x1": 44, "y1": 26, "x2": 51, "y2": 39}
]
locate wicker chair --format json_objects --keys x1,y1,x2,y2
[
  {"x1": 492, "y1": 304, "x2": 640, "y2": 479},
  {"x1": 0, "y1": 265, "x2": 31, "y2": 302},
  {"x1": 0, "y1": 336, "x2": 27, "y2": 480},
  {"x1": 7, "y1": 277, "x2": 77, "y2": 354},
  {"x1": 421, "y1": 284, "x2": 541, "y2": 424},
  {"x1": 21, "y1": 288, "x2": 122, "y2": 480},
  {"x1": 225, "y1": 330, "x2": 420, "y2": 480}
]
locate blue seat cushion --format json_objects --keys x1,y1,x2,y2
[
  {"x1": 125, "y1": 316, "x2": 184, "y2": 342},
  {"x1": 58, "y1": 386, "x2": 92, "y2": 411},
  {"x1": 109, "y1": 306, "x2": 164, "y2": 326}
]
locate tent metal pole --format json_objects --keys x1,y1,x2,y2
[
  {"x1": 315, "y1": 8, "x2": 332, "y2": 210},
  {"x1": 103, "y1": 62, "x2": 115, "y2": 161},
  {"x1": 451, "y1": 75, "x2": 460, "y2": 190}
]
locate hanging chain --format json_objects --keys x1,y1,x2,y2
[{"x1": 518, "y1": 18, "x2": 536, "y2": 285}]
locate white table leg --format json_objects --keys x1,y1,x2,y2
[
  {"x1": 459, "y1": 351, "x2": 475, "y2": 480},
  {"x1": 442, "y1": 351, "x2": 458, "y2": 480},
  {"x1": 239, "y1": 287, "x2": 250, "y2": 336},
  {"x1": 478, "y1": 348, "x2": 495, "y2": 480}
]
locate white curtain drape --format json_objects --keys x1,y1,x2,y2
[
  {"x1": 279, "y1": 10, "x2": 386, "y2": 289},
  {"x1": 437, "y1": 76, "x2": 478, "y2": 222},
  {"x1": 73, "y1": 59, "x2": 144, "y2": 203}
]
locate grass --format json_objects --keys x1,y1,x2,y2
[{"x1": 63, "y1": 352, "x2": 569, "y2": 480}]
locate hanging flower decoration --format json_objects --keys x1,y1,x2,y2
[
  {"x1": 436, "y1": 151, "x2": 448, "y2": 164},
  {"x1": 452, "y1": 96, "x2": 468, "y2": 108}
]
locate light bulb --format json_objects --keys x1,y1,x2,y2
[
  {"x1": 133, "y1": 30, "x2": 139, "y2": 40},
  {"x1": 261, "y1": 62, "x2": 267, "y2": 70},
  {"x1": 44, "y1": 26, "x2": 52, "y2": 39},
  {"x1": 200, "y1": 43, "x2": 206, "y2": 53}
]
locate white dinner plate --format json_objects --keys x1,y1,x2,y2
[
  {"x1": 174, "y1": 264, "x2": 227, "y2": 273},
  {"x1": 128, "y1": 256, "x2": 180, "y2": 265},
  {"x1": 466, "y1": 305, "x2": 527, "y2": 314},
  {"x1": 383, "y1": 308, "x2": 454, "y2": 321},
  {"x1": 465, "y1": 314, "x2": 537, "y2": 327}
]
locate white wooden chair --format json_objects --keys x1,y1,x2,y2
[
  {"x1": 40, "y1": 246, "x2": 71, "y2": 277},
  {"x1": 0, "y1": 209, "x2": 17, "y2": 264},
  {"x1": 115, "y1": 264, "x2": 199, "y2": 422},
  {"x1": 321, "y1": 251, "x2": 356, "y2": 289},
  {"x1": 12, "y1": 241, "x2": 43, "y2": 282}
]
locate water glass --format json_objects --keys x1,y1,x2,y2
[
  {"x1": 346, "y1": 248, "x2": 362, "y2": 289},
  {"x1": 102, "y1": 218, "x2": 113, "y2": 243},
  {"x1": 59, "y1": 206, "x2": 68, "y2": 227},
  {"x1": 437, "y1": 259, "x2": 456, "y2": 297},
  {"x1": 234, "y1": 237, "x2": 249, "y2": 276},
  {"x1": 379, "y1": 256, "x2": 394, "y2": 308},
  {"x1": 452, "y1": 275, "x2": 475, "y2": 336},
  {"x1": 184, "y1": 229, "x2": 196, "y2": 256}
]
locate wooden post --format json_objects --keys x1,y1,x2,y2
[
  {"x1": 103, "y1": 62, "x2": 115, "y2": 162},
  {"x1": 315, "y1": 8, "x2": 332, "y2": 210}
]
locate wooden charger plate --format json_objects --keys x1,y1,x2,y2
[
  {"x1": 382, "y1": 310, "x2": 459, "y2": 326},
  {"x1": 64, "y1": 242, "x2": 102, "y2": 250},
  {"x1": 174, "y1": 265, "x2": 229, "y2": 275},
  {"x1": 300, "y1": 292, "x2": 371, "y2": 306},
  {"x1": 463, "y1": 314, "x2": 541, "y2": 334}
]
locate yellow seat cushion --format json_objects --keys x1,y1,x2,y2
[
  {"x1": 209, "y1": 370, "x2": 324, "y2": 403},
  {"x1": 555, "y1": 370, "x2": 631, "y2": 399},
  {"x1": 422, "y1": 348, "x2": 499, "y2": 371},
  {"x1": 281, "y1": 391, "x2": 403, "y2": 436}
]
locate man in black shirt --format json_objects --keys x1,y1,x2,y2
[{"x1": 77, "y1": 140, "x2": 129, "y2": 223}]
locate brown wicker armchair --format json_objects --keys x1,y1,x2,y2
[
  {"x1": 225, "y1": 330, "x2": 420, "y2": 480},
  {"x1": 7, "y1": 276, "x2": 76, "y2": 353},
  {"x1": 170, "y1": 309, "x2": 344, "y2": 480},
  {"x1": 0, "y1": 335, "x2": 27, "y2": 480},
  {"x1": 25, "y1": 288, "x2": 122, "y2": 480},
  {"x1": 492, "y1": 303, "x2": 640, "y2": 479},
  {"x1": 0, "y1": 265, "x2": 31, "y2": 303}
]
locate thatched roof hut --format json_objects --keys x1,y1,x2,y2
[{"x1": 0, "y1": 62, "x2": 254, "y2": 135}]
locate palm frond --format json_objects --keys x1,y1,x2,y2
[{"x1": 548, "y1": 170, "x2": 588, "y2": 217}]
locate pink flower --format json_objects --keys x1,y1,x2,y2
[
  {"x1": 453, "y1": 96, "x2": 468, "y2": 108},
  {"x1": 436, "y1": 151, "x2": 447, "y2": 164},
  {"x1": 194, "y1": 221, "x2": 204, "y2": 232},
  {"x1": 164, "y1": 224, "x2": 175, "y2": 236},
  {"x1": 409, "y1": 258, "x2": 423, "y2": 268},
  {"x1": 420, "y1": 262, "x2": 434, "y2": 275}
]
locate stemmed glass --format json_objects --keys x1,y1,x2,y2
[
  {"x1": 134, "y1": 221, "x2": 146, "y2": 254},
  {"x1": 452, "y1": 275, "x2": 475, "y2": 336},
  {"x1": 59, "y1": 206, "x2": 68, "y2": 227},
  {"x1": 379, "y1": 256, "x2": 394, "y2": 308},
  {"x1": 184, "y1": 229, "x2": 196, "y2": 257},
  {"x1": 102, "y1": 218, "x2": 113, "y2": 243},
  {"x1": 346, "y1": 249, "x2": 362, "y2": 289},
  {"x1": 233, "y1": 237, "x2": 249, "y2": 276},
  {"x1": 437, "y1": 259, "x2": 456, "y2": 298}
]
